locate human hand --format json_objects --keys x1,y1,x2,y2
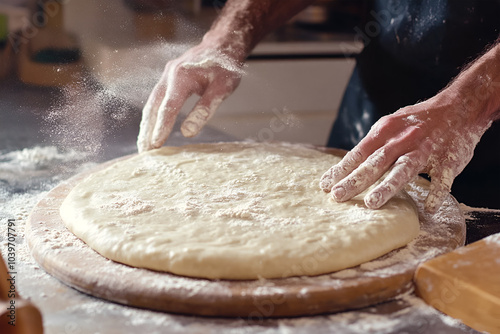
[
  {"x1": 137, "y1": 43, "x2": 244, "y2": 152},
  {"x1": 319, "y1": 95, "x2": 493, "y2": 213}
]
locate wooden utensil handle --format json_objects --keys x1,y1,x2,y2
[{"x1": 0, "y1": 251, "x2": 44, "y2": 333}]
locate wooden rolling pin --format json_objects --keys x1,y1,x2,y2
[
  {"x1": 0, "y1": 253, "x2": 43, "y2": 333},
  {"x1": 415, "y1": 232, "x2": 500, "y2": 333}
]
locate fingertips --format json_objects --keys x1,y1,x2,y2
[
  {"x1": 425, "y1": 159, "x2": 459, "y2": 213},
  {"x1": 319, "y1": 149, "x2": 365, "y2": 192},
  {"x1": 424, "y1": 186, "x2": 447, "y2": 213},
  {"x1": 320, "y1": 124, "x2": 388, "y2": 193},
  {"x1": 137, "y1": 118, "x2": 152, "y2": 153},
  {"x1": 365, "y1": 151, "x2": 426, "y2": 209},
  {"x1": 137, "y1": 79, "x2": 170, "y2": 152},
  {"x1": 330, "y1": 148, "x2": 391, "y2": 202},
  {"x1": 181, "y1": 123, "x2": 200, "y2": 138},
  {"x1": 181, "y1": 84, "x2": 230, "y2": 138},
  {"x1": 151, "y1": 103, "x2": 177, "y2": 148},
  {"x1": 152, "y1": 119, "x2": 176, "y2": 148},
  {"x1": 138, "y1": 106, "x2": 158, "y2": 152},
  {"x1": 181, "y1": 100, "x2": 223, "y2": 138},
  {"x1": 331, "y1": 185, "x2": 346, "y2": 201},
  {"x1": 364, "y1": 158, "x2": 417, "y2": 208},
  {"x1": 319, "y1": 167, "x2": 336, "y2": 192},
  {"x1": 425, "y1": 173, "x2": 452, "y2": 213},
  {"x1": 152, "y1": 91, "x2": 191, "y2": 148},
  {"x1": 179, "y1": 106, "x2": 204, "y2": 136},
  {"x1": 137, "y1": 136, "x2": 152, "y2": 154},
  {"x1": 365, "y1": 191, "x2": 384, "y2": 209},
  {"x1": 137, "y1": 94, "x2": 162, "y2": 153}
]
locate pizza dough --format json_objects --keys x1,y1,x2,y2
[{"x1": 60, "y1": 142, "x2": 420, "y2": 280}]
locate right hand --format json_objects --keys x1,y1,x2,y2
[
  {"x1": 137, "y1": 43, "x2": 244, "y2": 152},
  {"x1": 319, "y1": 94, "x2": 493, "y2": 213}
]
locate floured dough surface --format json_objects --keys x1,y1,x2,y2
[{"x1": 60, "y1": 142, "x2": 420, "y2": 280}]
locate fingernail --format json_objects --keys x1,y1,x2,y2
[
  {"x1": 181, "y1": 121, "x2": 199, "y2": 137},
  {"x1": 331, "y1": 186, "x2": 346, "y2": 201},
  {"x1": 365, "y1": 192, "x2": 382, "y2": 209},
  {"x1": 319, "y1": 178, "x2": 332, "y2": 192},
  {"x1": 194, "y1": 108, "x2": 209, "y2": 119}
]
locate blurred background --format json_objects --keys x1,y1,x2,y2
[{"x1": 0, "y1": 0, "x2": 365, "y2": 156}]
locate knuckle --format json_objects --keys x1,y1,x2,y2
[
  {"x1": 377, "y1": 183, "x2": 397, "y2": 197},
  {"x1": 377, "y1": 114, "x2": 399, "y2": 128},
  {"x1": 395, "y1": 154, "x2": 420, "y2": 171},
  {"x1": 344, "y1": 149, "x2": 364, "y2": 167},
  {"x1": 367, "y1": 148, "x2": 386, "y2": 167},
  {"x1": 406, "y1": 124, "x2": 426, "y2": 138}
]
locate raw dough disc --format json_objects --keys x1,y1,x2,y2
[{"x1": 60, "y1": 142, "x2": 420, "y2": 280}]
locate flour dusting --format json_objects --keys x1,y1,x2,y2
[
  {"x1": 484, "y1": 232, "x2": 500, "y2": 245},
  {"x1": 101, "y1": 194, "x2": 155, "y2": 216},
  {"x1": 0, "y1": 142, "x2": 473, "y2": 333}
]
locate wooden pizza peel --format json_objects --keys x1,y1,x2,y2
[{"x1": 25, "y1": 148, "x2": 467, "y2": 318}]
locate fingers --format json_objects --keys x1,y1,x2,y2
[
  {"x1": 329, "y1": 147, "x2": 394, "y2": 202},
  {"x1": 320, "y1": 149, "x2": 365, "y2": 192},
  {"x1": 320, "y1": 137, "x2": 385, "y2": 192},
  {"x1": 320, "y1": 116, "x2": 397, "y2": 192},
  {"x1": 151, "y1": 83, "x2": 193, "y2": 148},
  {"x1": 425, "y1": 166, "x2": 454, "y2": 213},
  {"x1": 321, "y1": 115, "x2": 435, "y2": 208},
  {"x1": 325, "y1": 129, "x2": 429, "y2": 205},
  {"x1": 180, "y1": 82, "x2": 231, "y2": 138},
  {"x1": 137, "y1": 51, "x2": 242, "y2": 152},
  {"x1": 137, "y1": 83, "x2": 166, "y2": 153},
  {"x1": 364, "y1": 151, "x2": 427, "y2": 209}
]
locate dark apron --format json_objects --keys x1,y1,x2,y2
[{"x1": 327, "y1": 0, "x2": 500, "y2": 208}]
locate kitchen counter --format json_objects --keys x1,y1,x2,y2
[{"x1": 0, "y1": 77, "x2": 492, "y2": 333}]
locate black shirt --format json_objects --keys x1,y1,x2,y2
[{"x1": 328, "y1": 0, "x2": 500, "y2": 207}]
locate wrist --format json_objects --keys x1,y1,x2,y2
[
  {"x1": 201, "y1": 0, "x2": 264, "y2": 64},
  {"x1": 201, "y1": 29, "x2": 252, "y2": 65},
  {"x1": 451, "y1": 43, "x2": 500, "y2": 123}
]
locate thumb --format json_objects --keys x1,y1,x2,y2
[{"x1": 425, "y1": 167, "x2": 454, "y2": 213}]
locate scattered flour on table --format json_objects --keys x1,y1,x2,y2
[
  {"x1": 0, "y1": 146, "x2": 86, "y2": 170},
  {"x1": 0, "y1": 145, "x2": 96, "y2": 264},
  {"x1": 0, "y1": 146, "x2": 94, "y2": 189},
  {"x1": 459, "y1": 202, "x2": 500, "y2": 218},
  {"x1": 484, "y1": 233, "x2": 500, "y2": 245}
]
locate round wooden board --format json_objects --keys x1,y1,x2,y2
[{"x1": 26, "y1": 147, "x2": 466, "y2": 318}]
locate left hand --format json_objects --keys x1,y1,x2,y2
[
  {"x1": 319, "y1": 94, "x2": 492, "y2": 213},
  {"x1": 137, "y1": 44, "x2": 244, "y2": 153}
]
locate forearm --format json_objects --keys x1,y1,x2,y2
[
  {"x1": 202, "y1": 0, "x2": 315, "y2": 63},
  {"x1": 442, "y1": 41, "x2": 500, "y2": 124}
]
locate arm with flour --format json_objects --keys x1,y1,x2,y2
[
  {"x1": 137, "y1": 0, "x2": 314, "y2": 152},
  {"x1": 320, "y1": 40, "x2": 500, "y2": 213}
]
